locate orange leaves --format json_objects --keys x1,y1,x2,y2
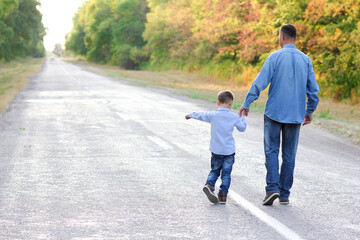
[
  {"x1": 165, "y1": 0, "x2": 196, "y2": 59},
  {"x1": 192, "y1": 0, "x2": 245, "y2": 44},
  {"x1": 305, "y1": 0, "x2": 357, "y2": 26},
  {"x1": 304, "y1": 0, "x2": 327, "y2": 24},
  {"x1": 216, "y1": 1, "x2": 277, "y2": 64}
]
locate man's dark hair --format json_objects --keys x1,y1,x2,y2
[
  {"x1": 280, "y1": 24, "x2": 297, "y2": 39},
  {"x1": 218, "y1": 90, "x2": 234, "y2": 104}
]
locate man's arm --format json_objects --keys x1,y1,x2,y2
[
  {"x1": 239, "y1": 56, "x2": 273, "y2": 116},
  {"x1": 303, "y1": 60, "x2": 320, "y2": 125},
  {"x1": 185, "y1": 112, "x2": 213, "y2": 123}
]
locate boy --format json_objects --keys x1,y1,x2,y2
[{"x1": 185, "y1": 90, "x2": 246, "y2": 204}]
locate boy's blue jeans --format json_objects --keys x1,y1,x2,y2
[
  {"x1": 206, "y1": 153, "x2": 235, "y2": 194},
  {"x1": 264, "y1": 115, "x2": 301, "y2": 200}
]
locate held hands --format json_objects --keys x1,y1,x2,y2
[
  {"x1": 239, "y1": 107, "x2": 249, "y2": 117},
  {"x1": 185, "y1": 114, "x2": 191, "y2": 120},
  {"x1": 302, "y1": 114, "x2": 312, "y2": 126}
]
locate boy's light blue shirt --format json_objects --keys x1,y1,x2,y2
[
  {"x1": 189, "y1": 108, "x2": 246, "y2": 155},
  {"x1": 242, "y1": 44, "x2": 320, "y2": 124}
]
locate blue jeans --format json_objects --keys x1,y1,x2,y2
[
  {"x1": 206, "y1": 153, "x2": 235, "y2": 194},
  {"x1": 264, "y1": 115, "x2": 301, "y2": 200}
]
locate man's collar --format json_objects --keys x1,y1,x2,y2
[{"x1": 283, "y1": 44, "x2": 296, "y2": 49}]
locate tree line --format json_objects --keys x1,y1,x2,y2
[
  {"x1": 65, "y1": 0, "x2": 360, "y2": 102},
  {"x1": 0, "y1": 0, "x2": 45, "y2": 62}
]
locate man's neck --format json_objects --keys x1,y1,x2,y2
[{"x1": 281, "y1": 41, "x2": 295, "y2": 48}]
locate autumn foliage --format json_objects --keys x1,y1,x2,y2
[{"x1": 65, "y1": 0, "x2": 360, "y2": 103}]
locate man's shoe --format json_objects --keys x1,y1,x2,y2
[
  {"x1": 203, "y1": 184, "x2": 219, "y2": 204},
  {"x1": 263, "y1": 192, "x2": 280, "y2": 205},
  {"x1": 218, "y1": 193, "x2": 227, "y2": 204},
  {"x1": 279, "y1": 199, "x2": 289, "y2": 205}
]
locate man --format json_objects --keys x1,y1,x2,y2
[{"x1": 239, "y1": 24, "x2": 319, "y2": 205}]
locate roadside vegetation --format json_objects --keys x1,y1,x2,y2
[
  {"x1": 64, "y1": 58, "x2": 360, "y2": 144},
  {"x1": 0, "y1": 0, "x2": 45, "y2": 62},
  {"x1": 0, "y1": 57, "x2": 44, "y2": 113},
  {"x1": 66, "y1": 0, "x2": 359, "y2": 104},
  {"x1": 0, "y1": 0, "x2": 45, "y2": 113}
]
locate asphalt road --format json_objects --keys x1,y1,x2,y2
[{"x1": 0, "y1": 58, "x2": 359, "y2": 240}]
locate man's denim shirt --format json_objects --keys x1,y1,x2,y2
[
  {"x1": 242, "y1": 44, "x2": 320, "y2": 124},
  {"x1": 189, "y1": 108, "x2": 246, "y2": 155}
]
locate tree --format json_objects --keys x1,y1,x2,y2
[
  {"x1": 142, "y1": 0, "x2": 172, "y2": 63},
  {"x1": 65, "y1": 4, "x2": 87, "y2": 56},
  {"x1": 66, "y1": 0, "x2": 149, "y2": 69},
  {"x1": 110, "y1": 0, "x2": 149, "y2": 68},
  {"x1": 0, "y1": 0, "x2": 45, "y2": 61},
  {"x1": 53, "y1": 43, "x2": 63, "y2": 57}
]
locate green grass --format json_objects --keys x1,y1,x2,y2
[
  {"x1": 0, "y1": 57, "x2": 44, "y2": 113},
  {"x1": 184, "y1": 92, "x2": 218, "y2": 103},
  {"x1": 0, "y1": 76, "x2": 11, "y2": 84},
  {"x1": 0, "y1": 86, "x2": 13, "y2": 95},
  {"x1": 318, "y1": 108, "x2": 331, "y2": 119}
]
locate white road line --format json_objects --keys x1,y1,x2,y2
[
  {"x1": 59, "y1": 63, "x2": 76, "y2": 81},
  {"x1": 116, "y1": 112, "x2": 130, "y2": 121},
  {"x1": 215, "y1": 182, "x2": 304, "y2": 240},
  {"x1": 147, "y1": 136, "x2": 173, "y2": 150}
]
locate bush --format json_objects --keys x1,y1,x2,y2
[
  {"x1": 130, "y1": 46, "x2": 150, "y2": 66},
  {"x1": 111, "y1": 44, "x2": 137, "y2": 69}
]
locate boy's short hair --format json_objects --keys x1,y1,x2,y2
[{"x1": 218, "y1": 90, "x2": 234, "y2": 104}]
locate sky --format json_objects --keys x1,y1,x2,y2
[{"x1": 39, "y1": 0, "x2": 87, "y2": 51}]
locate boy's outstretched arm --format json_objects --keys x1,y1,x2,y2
[
  {"x1": 235, "y1": 116, "x2": 247, "y2": 132},
  {"x1": 185, "y1": 114, "x2": 191, "y2": 120},
  {"x1": 186, "y1": 112, "x2": 213, "y2": 123}
]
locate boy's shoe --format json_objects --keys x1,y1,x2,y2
[
  {"x1": 262, "y1": 192, "x2": 280, "y2": 206},
  {"x1": 279, "y1": 199, "x2": 290, "y2": 205},
  {"x1": 218, "y1": 193, "x2": 227, "y2": 204},
  {"x1": 203, "y1": 184, "x2": 219, "y2": 204}
]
